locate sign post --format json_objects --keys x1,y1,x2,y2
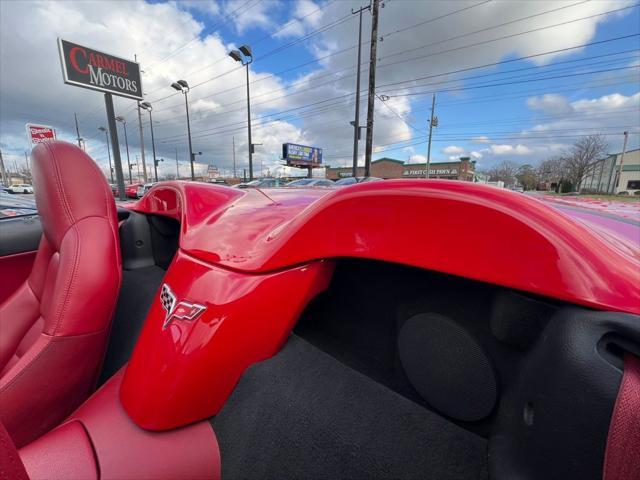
[{"x1": 58, "y1": 38, "x2": 143, "y2": 200}]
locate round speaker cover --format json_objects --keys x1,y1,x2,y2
[{"x1": 398, "y1": 313, "x2": 497, "y2": 421}]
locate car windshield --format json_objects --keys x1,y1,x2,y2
[
  {"x1": 335, "y1": 177, "x2": 357, "y2": 185},
  {"x1": 287, "y1": 179, "x2": 313, "y2": 186}
]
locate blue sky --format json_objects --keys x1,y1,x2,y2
[{"x1": 1, "y1": 0, "x2": 639, "y2": 178}]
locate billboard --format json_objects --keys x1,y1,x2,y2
[
  {"x1": 282, "y1": 143, "x2": 322, "y2": 167},
  {"x1": 58, "y1": 38, "x2": 143, "y2": 100},
  {"x1": 25, "y1": 124, "x2": 56, "y2": 145}
]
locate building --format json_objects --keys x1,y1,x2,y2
[
  {"x1": 580, "y1": 148, "x2": 640, "y2": 194},
  {"x1": 325, "y1": 157, "x2": 476, "y2": 181}
]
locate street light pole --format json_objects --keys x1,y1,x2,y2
[
  {"x1": 116, "y1": 116, "x2": 132, "y2": 184},
  {"x1": 229, "y1": 45, "x2": 254, "y2": 180},
  {"x1": 98, "y1": 127, "x2": 114, "y2": 183},
  {"x1": 140, "y1": 102, "x2": 158, "y2": 182},
  {"x1": 171, "y1": 80, "x2": 195, "y2": 181},
  {"x1": 351, "y1": 3, "x2": 369, "y2": 178},
  {"x1": 175, "y1": 147, "x2": 179, "y2": 179}
]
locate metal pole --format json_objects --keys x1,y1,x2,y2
[
  {"x1": 185, "y1": 92, "x2": 195, "y2": 181},
  {"x1": 351, "y1": 4, "x2": 368, "y2": 178},
  {"x1": 246, "y1": 62, "x2": 253, "y2": 180},
  {"x1": 134, "y1": 55, "x2": 148, "y2": 183},
  {"x1": 121, "y1": 121, "x2": 132, "y2": 184},
  {"x1": 615, "y1": 130, "x2": 629, "y2": 193},
  {"x1": 104, "y1": 130, "x2": 114, "y2": 183},
  {"x1": 426, "y1": 94, "x2": 436, "y2": 179},
  {"x1": 175, "y1": 147, "x2": 179, "y2": 179},
  {"x1": 363, "y1": 0, "x2": 380, "y2": 177},
  {"x1": 74, "y1": 113, "x2": 82, "y2": 148},
  {"x1": 136, "y1": 103, "x2": 148, "y2": 182},
  {"x1": 104, "y1": 93, "x2": 126, "y2": 200},
  {"x1": 232, "y1": 136, "x2": 237, "y2": 178},
  {"x1": 148, "y1": 110, "x2": 158, "y2": 182},
  {"x1": 0, "y1": 149, "x2": 6, "y2": 186}
]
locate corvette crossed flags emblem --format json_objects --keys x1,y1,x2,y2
[{"x1": 160, "y1": 283, "x2": 207, "y2": 329}]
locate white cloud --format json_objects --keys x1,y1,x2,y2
[
  {"x1": 471, "y1": 136, "x2": 491, "y2": 144},
  {"x1": 490, "y1": 144, "x2": 514, "y2": 155},
  {"x1": 470, "y1": 151, "x2": 483, "y2": 159},
  {"x1": 442, "y1": 145, "x2": 464, "y2": 154},
  {"x1": 527, "y1": 93, "x2": 574, "y2": 115}
]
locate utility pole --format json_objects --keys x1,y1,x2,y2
[
  {"x1": 0, "y1": 149, "x2": 7, "y2": 186},
  {"x1": 175, "y1": 147, "x2": 179, "y2": 179},
  {"x1": 74, "y1": 113, "x2": 82, "y2": 148},
  {"x1": 615, "y1": 130, "x2": 629, "y2": 193},
  {"x1": 426, "y1": 94, "x2": 438, "y2": 179},
  {"x1": 24, "y1": 151, "x2": 31, "y2": 178},
  {"x1": 232, "y1": 136, "x2": 237, "y2": 178},
  {"x1": 363, "y1": 0, "x2": 380, "y2": 177},
  {"x1": 351, "y1": 3, "x2": 369, "y2": 178},
  {"x1": 134, "y1": 55, "x2": 148, "y2": 183}
]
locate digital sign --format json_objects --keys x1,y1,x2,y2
[
  {"x1": 282, "y1": 143, "x2": 322, "y2": 167},
  {"x1": 58, "y1": 38, "x2": 143, "y2": 100}
]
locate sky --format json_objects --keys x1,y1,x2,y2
[{"x1": 1, "y1": 0, "x2": 639, "y2": 180}]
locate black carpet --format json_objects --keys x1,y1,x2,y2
[
  {"x1": 213, "y1": 335, "x2": 488, "y2": 480},
  {"x1": 98, "y1": 266, "x2": 165, "y2": 384}
]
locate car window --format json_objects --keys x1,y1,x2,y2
[
  {"x1": 0, "y1": 192, "x2": 38, "y2": 219},
  {"x1": 335, "y1": 177, "x2": 357, "y2": 185}
]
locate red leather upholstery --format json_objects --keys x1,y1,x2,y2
[
  {"x1": 0, "y1": 421, "x2": 28, "y2": 480},
  {"x1": 0, "y1": 251, "x2": 37, "y2": 304},
  {"x1": 19, "y1": 370, "x2": 221, "y2": 480},
  {"x1": 0, "y1": 141, "x2": 121, "y2": 447}
]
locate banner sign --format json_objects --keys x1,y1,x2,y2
[
  {"x1": 282, "y1": 143, "x2": 322, "y2": 166},
  {"x1": 58, "y1": 38, "x2": 143, "y2": 100},
  {"x1": 25, "y1": 124, "x2": 56, "y2": 145}
]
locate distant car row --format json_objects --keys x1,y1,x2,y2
[
  {"x1": 2, "y1": 184, "x2": 34, "y2": 194},
  {"x1": 234, "y1": 176, "x2": 383, "y2": 189}
]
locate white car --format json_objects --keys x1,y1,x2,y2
[
  {"x1": 137, "y1": 182, "x2": 156, "y2": 198},
  {"x1": 8, "y1": 184, "x2": 34, "y2": 194}
]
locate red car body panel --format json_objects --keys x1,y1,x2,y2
[
  {"x1": 125, "y1": 183, "x2": 143, "y2": 199},
  {"x1": 121, "y1": 252, "x2": 333, "y2": 430},
  {"x1": 121, "y1": 180, "x2": 640, "y2": 431},
  {"x1": 132, "y1": 180, "x2": 639, "y2": 313}
]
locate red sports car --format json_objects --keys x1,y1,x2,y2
[
  {"x1": 124, "y1": 182, "x2": 144, "y2": 199},
  {"x1": 1, "y1": 142, "x2": 638, "y2": 479}
]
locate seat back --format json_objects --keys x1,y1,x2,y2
[{"x1": 0, "y1": 141, "x2": 121, "y2": 447}]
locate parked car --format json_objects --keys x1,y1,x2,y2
[
  {"x1": 334, "y1": 176, "x2": 383, "y2": 186},
  {"x1": 125, "y1": 182, "x2": 144, "y2": 199},
  {"x1": 234, "y1": 178, "x2": 288, "y2": 188},
  {"x1": 137, "y1": 182, "x2": 156, "y2": 198},
  {"x1": 109, "y1": 184, "x2": 119, "y2": 197},
  {"x1": 286, "y1": 178, "x2": 335, "y2": 187},
  {"x1": 7, "y1": 183, "x2": 34, "y2": 194}
]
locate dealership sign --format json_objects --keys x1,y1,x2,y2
[
  {"x1": 403, "y1": 168, "x2": 458, "y2": 176},
  {"x1": 58, "y1": 38, "x2": 143, "y2": 100},
  {"x1": 282, "y1": 143, "x2": 323, "y2": 166},
  {"x1": 25, "y1": 124, "x2": 56, "y2": 145}
]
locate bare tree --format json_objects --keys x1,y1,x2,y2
[
  {"x1": 564, "y1": 135, "x2": 608, "y2": 191},
  {"x1": 488, "y1": 160, "x2": 520, "y2": 186}
]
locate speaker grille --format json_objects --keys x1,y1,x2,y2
[{"x1": 398, "y1": 313, "x2": 497, "y2": 421}]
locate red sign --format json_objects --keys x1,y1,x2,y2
[{"x1": 26, "y1": 124, "x2": 56, "y2": 145}]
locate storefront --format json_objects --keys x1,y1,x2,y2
[{"x1": 325, "y1": 157, "x2": 476, "y2": 181}]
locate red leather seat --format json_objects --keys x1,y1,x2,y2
[{"x1": 0, "y1": 141, "x2": 121, "y2": 447}]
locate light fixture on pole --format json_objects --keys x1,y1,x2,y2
[
  {"x1": 98, "y1": 126, "x2": 114, "y2": 183},
  {"x1": 140, "y1": 102, "x2": 159, "y2": 182},
  {"x1": 171, "y1": 80, "x2": 195, "y2": 181},
  {"x1": 228, "y1": 45, "x2": 255, "y2": 180},
  {"x1": 115, "y1": 116, "x2": 132, "y2": 184}
]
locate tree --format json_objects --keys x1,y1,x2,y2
[
  {"x1": 515, "y1": 164, "x2": 538, "y2": 191},
  {"x1": 564, "y1": 135, "x2": 608, "y2": 192},
  {"x1": 488, "y1": 160, "x2": 520, "y2": 187}
]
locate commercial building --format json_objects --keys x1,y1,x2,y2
[
  {"x1": 580, "y1": 148, "x2": 640, "y2": 194},
  {"x1": 325, "y1": 157, "x2": 476, "y2": 181}
]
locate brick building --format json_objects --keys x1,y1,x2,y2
[{"x1": 325, "y1": 157, "x2": 476, "y2": 181}]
